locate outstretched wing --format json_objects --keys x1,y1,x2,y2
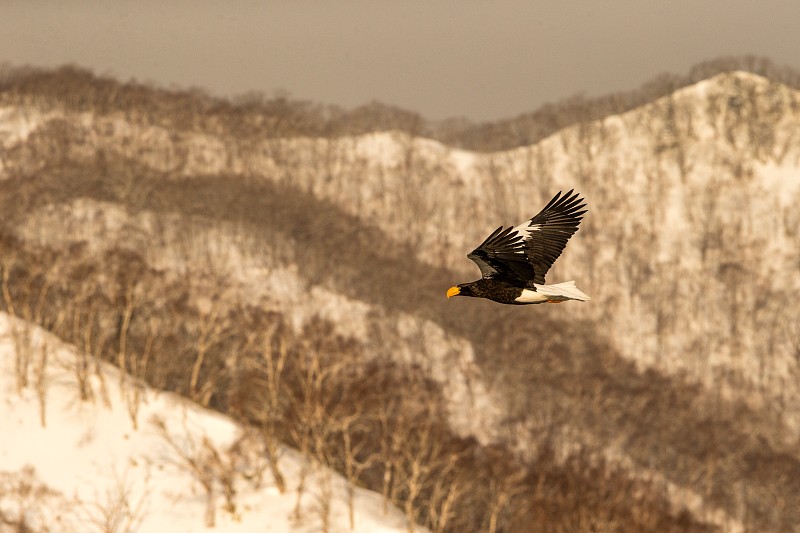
[
  {"x1": 513, "y1": 189, "x2": 587, "y2": 285},
  {"x1": 467, "y1": 225, "x2": 536, "y2": 282},
  {"x1": 466, "y1": 190, "x2": 587, "y2": 285}
]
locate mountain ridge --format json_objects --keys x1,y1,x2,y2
[{"x1": 2, "y1": 64, "x2": 800, "y2": 530}]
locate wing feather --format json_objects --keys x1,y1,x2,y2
[
  {"x1": 467, "y1": 225, "x2": 535, "y2": 282},
  {"x1": 517, "y1": 189, "x2": 586, "y2": 284},
  {"x1": 466, "y1": 190, "x2": 587, "y2": 285}
]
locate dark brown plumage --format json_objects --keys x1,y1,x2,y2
[{"x1": 446, "y1": 190, "x2": 590, "y2": 305}]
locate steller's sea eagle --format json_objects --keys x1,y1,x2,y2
[{"x1": 446, "y1": 190, "x2": 590, "y2": 305}]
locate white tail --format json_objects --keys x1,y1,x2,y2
[{"x1": 535, "y1": 280, "x2": 591, "y2": 302}]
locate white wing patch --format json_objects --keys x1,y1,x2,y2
[{"x1": 509, "y1": 221, "x2": 542, "y2": 242}]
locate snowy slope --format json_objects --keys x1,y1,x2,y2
[
  {"x1": 6, "y1": 71, "x2": 799, "y2": 426},
  {"x1": 2, "y1": 69, "x2": 800, "y2": 530},
  {"x1": 4, "y1": 70, "x2": 800, "y2": 442},
  {"x1": 0, "y1": 312, "x2": 421, "y2": 533}
]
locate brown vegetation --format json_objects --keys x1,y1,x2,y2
[
  {"x1": 2, "y1": 58, "x2": 800, "y2": 531},
  {"x1": 0, "y1": 222, "x2": 711, "y2": 531},
  {"x1": 3, "y1": 55, "x2": 800, "y2": 152}
]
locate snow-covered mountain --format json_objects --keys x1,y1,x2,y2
[
  {"x1": 1, "y1": 66, "x2": 799, "y2": 531},
  {"x1": 0, "y1": 312, "x2": 420, "y2": 533}
]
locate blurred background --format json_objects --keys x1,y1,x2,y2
[
  {"x1": 1, "y1": 2, "x2": 799, "y2": 531},
  {"x1": 5, "y1": 1, "x2": 800, "y2": 120}
]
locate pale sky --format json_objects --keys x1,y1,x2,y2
[{"x1": 2, "y1": 1, "x2": 800, "y2": 121}]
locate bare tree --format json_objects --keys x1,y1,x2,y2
[
  {"x1": 123, "y1": 317, "x2": 156, "y2": 430},
  {"x1": 338, "y1": 413, "x2": 378, "y2": 530},
  {"x1": 33, "y1": 334, "x2": 51, "y2": 428},
  {"x1": 486, "y1": 469, "x2": 527, "y2": 533},
  {"x1": 285, "y1": 318, "x2": 363, "y2": 528},
  {"x1": 245, "y1": 323, "x2": 291, "y2": 493},
  {"x1": 425, "y1": 452, "x2": 465, "y2": 533},
  {"x1": 78, "y1": 468, "x2": 148, "y2": 533},
  {"x1": 0, "y1": 465, "x2": 65, "y2": 533},
  {"x1": 116, "y1": 278, "x2": 137, "y2": 395},
  {"x1": 376, "y1": 397, "x2": 403, "y2": 515},
  {"x1": 152, "y1": 415, "x2": 235, "y2": 528},
  {"x1": 395, "y1": 410, "x2": 443, "y2": 533},
  {"x1": 1, "y1": 253, "x2": 59, "y2": 393},
  {"x1": 188, "y1": 296, "x2": 233, "y2": 406}
]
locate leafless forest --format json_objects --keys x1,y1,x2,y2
[{"x1": 1, "y1": 56, "x2": 799, "y2": 531}]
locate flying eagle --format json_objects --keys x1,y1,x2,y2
[{"x1": 446, "y1": 190, "x2": 590, "y2": 305}]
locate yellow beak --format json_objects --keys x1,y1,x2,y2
[{"x1": 446, "y1": 286, "x2": 460, "y2": 299}]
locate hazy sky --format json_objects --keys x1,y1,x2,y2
[{"x1": 2, "y1": 1, "x2": 800, "y2": 121}]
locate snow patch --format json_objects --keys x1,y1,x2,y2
[
  {"x1": 753, "y1": 160, "x2": 800, "y2": 207},
  {"x1": 0, "y1": 106, "x2": 51, "y2": 147},
  {"x1": 0, "y1": 312, "x2": 422, "y2": 533}
]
